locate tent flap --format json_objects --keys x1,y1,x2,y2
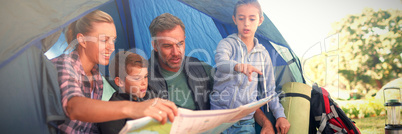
[
  {"x1": 0, "y1": 46, "x2": 64, "y2": 134},
  {"x1": 0, "y1": 0, "x2": 112, "y2": 69}
]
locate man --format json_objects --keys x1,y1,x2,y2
[{"x1": 148, "y1": 13, "x2": 213, "y2": 110}]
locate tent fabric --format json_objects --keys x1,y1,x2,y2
[
  {"x1": 0, "y1": 0, "x2": 113, "y2": 69},
  {"x1": 269, "y1": 42, "x2": 304, "y2": 83},
  {"x1": 0, "y1": 0, "x2": 112, "y2": 133},
  {"x1": 0, "y1": 46, "x2": 65, "y2": 134},
  {"x1": 115, "y1": 0, "x2": 136, "y2": 49}
]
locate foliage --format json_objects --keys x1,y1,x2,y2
[
  {"x1": 334, "y1": 8, "x2": 402, "y2": 91},
  {"x1": 304, "y1": 8, "x2": 402, "y2": 93},
  {"x1": 354, "y1": 116, "x2": 386, "y2": 134},
  {"x1": 339, "y1": 97, "x2": 385, "y2": 119}
]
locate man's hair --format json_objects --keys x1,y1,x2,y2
[
  {"x1": 109, "y1": 51, "x2": 148, "y2": 80},
  {"x1": 233, "y1": 0, "x2": 263, "y2": 18},
  {"x1": 148, "y1": 13, "x2": 185, "y2": 37}
]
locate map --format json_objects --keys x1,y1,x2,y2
[
  {"x1": 119, "y1": 117, "x2": 172, "y2": 134},
  {"x1": 119, "y1": 94, "x2": 279, "y2": 134}
]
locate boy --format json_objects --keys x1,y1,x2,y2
[{"x1": 98, "y1": 51, "x2": 157, "y2": 134}]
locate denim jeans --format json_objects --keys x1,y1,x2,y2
[{"x1": 222, "y1": 118, "x2": 255, "y2": 134}]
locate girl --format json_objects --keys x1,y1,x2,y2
[{"x1": 211, "y1": 0, "x2": 290, "y2": 133}]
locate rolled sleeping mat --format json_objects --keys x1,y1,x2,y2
[{"x1": 280, "y1": 82, "x2": 311, "y2": 134}]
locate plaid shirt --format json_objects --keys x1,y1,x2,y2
[{"x1": 52, "y1": 51, "x2": 103, "y2": 134}]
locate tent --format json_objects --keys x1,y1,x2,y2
[{"x1": 0, "y1": 0, "x2": 305, "y2": 133}]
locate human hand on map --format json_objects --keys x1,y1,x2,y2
[
  {"x1": 234, "y1": 63, "x2": 262, "y2": 82},
  {"x1": 126, "y1": 98, "x2": 178, "y2": 124}
]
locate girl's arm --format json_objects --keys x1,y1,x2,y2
[{"x1": 215, "y1": 40, "x2": 238, "y2": 74}]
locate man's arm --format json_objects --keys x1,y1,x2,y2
[
  {"x1": 67, "y1": 97, "x2": 177, "y2": 124},
  {"x1": 254, "y1": 108, "x2": 275, "y2": 134},
  {"x1": 262, "y1": 51, "x2": 290, "y2": 134}
]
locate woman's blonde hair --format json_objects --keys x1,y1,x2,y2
[{"x1": 65, "y1": 10, "x2": 114, "y2": 51}]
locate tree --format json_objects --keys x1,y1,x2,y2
[
  {"x1": 332, "y1": 8, "x2": 401, "y2": 92},
  {"x1": 304, "y1": 8, "x2": 402, "y2": 94}
]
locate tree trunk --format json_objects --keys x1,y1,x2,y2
[{"x1": 375, "y1": 80, "x2": 383, "y2": 89}]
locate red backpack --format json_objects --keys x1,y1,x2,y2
[{"x1": 309, "y1": 83, "x2": 361, "y2": 134}]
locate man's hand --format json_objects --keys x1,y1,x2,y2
[
  {"x1": 275, "y1": 117, "x2": 290, "y2": 134},
  {"x1": 234, "y1": 63, "x2": 262, "y2": 82}
]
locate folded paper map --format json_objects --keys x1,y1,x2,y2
[{"x1": 119, "y1": 93, "x2": 278, "y2": 134}]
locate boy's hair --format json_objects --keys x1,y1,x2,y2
[
  {"x1": 233, "y1": 0, "x2": 263, "y2": 18},
  {"x1": 148, "y1": 13, "x2": 185, "y2": 38},
  {"x1": 109, "y1": 51, "x2": 148, "y2": 80}
]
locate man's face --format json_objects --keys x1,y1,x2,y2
[{"x1": 152, "y1": 25, "x2": 186, "y2": 72}]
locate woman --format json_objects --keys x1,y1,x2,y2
[{"x1": 52, "y1": 10, "x2": 177, "y2": 134}]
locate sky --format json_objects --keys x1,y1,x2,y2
[{"x1": 260, "y1": 0, "x2": 402, "y2": 59}]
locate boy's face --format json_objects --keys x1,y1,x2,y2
[
  {"x1": 233, "y1": 4, "x2": 264, "y2": 39},
  {"x1": 123, "y1": 66, "x2": 148, "y2": 99}
]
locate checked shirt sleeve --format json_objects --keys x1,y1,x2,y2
[{"x1": 52, "y1": 56, "x2": 85, "y2": 117}]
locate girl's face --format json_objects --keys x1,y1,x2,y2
[
  {"x1": 123, "y1": 67, "x2": 148, "y2": 99},
  {"x1": 233, "y1": 4, "x2": 264, "y2": 40},
  {"x1": 82, "y1": 22, "x2": 116, "y2": 66}
]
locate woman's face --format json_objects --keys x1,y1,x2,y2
[{"x1": 83, "y1": 22, "x2": 116, "y2": 65}]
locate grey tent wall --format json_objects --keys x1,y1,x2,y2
[
  {"x1": 0, "y1": 45, "x2": 65, "y2": 134},
  {"x1": 0, "y1": 0, "x2": 115, "y2": 133}
]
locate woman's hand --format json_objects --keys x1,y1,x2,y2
[{"x1": 124, "y1": 98, "x2": 178, "y2": 124}]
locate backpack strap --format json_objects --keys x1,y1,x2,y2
[
  {"x1": 317, "y1": 113, "x2": 329, "y2": 133},
  {"x1": 279, "y1": 93, "x2": 311, "y2": 101},
  {"x1": 330, "y1": 105, "x2": 339, "y2": 118},
  {"x1": 316, "y1": 106, "x2": 342, "y2": 134},
  {"x1": 329, "y1": 124, "x2": 348, "y2": 134}
]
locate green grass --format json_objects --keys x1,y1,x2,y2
[{"x1": 353, "y1": 116, "x2": 386, "y2": 134}]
